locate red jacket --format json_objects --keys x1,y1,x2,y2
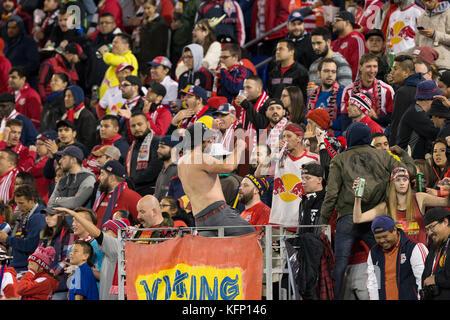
[
  {"x1": 8, "y1": 83, "x2": 42, "y2": 130},
  {"x1": 251, "y1": 0, "x2": 290, "y2": 41},
  {"x1": 0, "y1": 266, "x2": 19, "y2": 299},
  {"x1": 38, "y1": 54, "x2": 79, "y2": 100},
  {"x1": 0, "y1": 141, "x2": 35, "y2": 172},
  {"x1": 27, "y1": 156, "x2": 52, "y2": 202},
  {"x1": 331, "y1": 30, "x2": 367, "y2": 81},
  {"x1": 16, "y1": 270, "x2": 59, "y2": 300},
  {"x1": 0, "y1": 55, "x2": 12, "y2": 94},
  {"x1": 146, "y1": 105, "x2": 173, "y2": 137}
]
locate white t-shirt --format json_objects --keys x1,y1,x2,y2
[{"x1": 270, "y1": 150, "x2": 320, "y2": 226}]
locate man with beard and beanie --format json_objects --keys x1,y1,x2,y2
[
  {"x1": 142, "y1": 81, "x2": 173, "y2": 137},
  {"x1": 237, "y1": 174, "x2": 270, "y2": 232},
  {"x1": 92, "y1": 160, "x2": 141, "y2": 228},
  {"x1": 421, "y1": 207, "x2": 450, "y2": 300},
  {"x1": 320, "y1": 122, "x2": 408, "y2": 299},
  {"x1": 308, "y1": 26, "x2": 353, "y2": 92},
  {"x1": 297, "y1": 161, "x2": 325, "y2": 236},
  {"x1": 177, "y1": 122, "x2": 255, "y2": 237},
  {"x1": 331, "y1": 11, "x2": 367, "y2": 82},
  {"x1": 126, "y1": 113, "x2": 163, "y2": 196},
  {"x1": 154, "y1": 135, "x2": 179, "y2": 201},
  {"x1": 47, "y1": 145, "x2": 96, "y2": 212}
]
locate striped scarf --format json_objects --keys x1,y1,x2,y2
[
  {"x1": 0, "y1": 168, "x2": 18, "y2": 203},
  {"x1": 306, "y1": 82, "x2": 340, "y2": 120},
  {"x1": 126, "y1": 131, "x2": 153, "y2": 175},
  {"x1": 242, "y1": 92, "x2": 269, "y2": 149},
  {"x1": 92, "y1": 181, "x2": 128, "y2": 228}
]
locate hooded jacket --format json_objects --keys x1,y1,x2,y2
[
  {"x1": 320, "y1": 124, "x2": 407, "y2": 224},
  {"x1": 64, "y1": 85, "x2": 98, "y2": 151},
  {"x1": 415, "y1": 1, "x2": 450, "y2": 70},
  {"x1": 390, "y1": 72, "x2": 425, "y2": 146},
  {"x1": 178, "y1": 44, "x2": 213, "y2": 94},
  {"x1": 3, "y1": 15, "x2": 39, "y2": 77}
]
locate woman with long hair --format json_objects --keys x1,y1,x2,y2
[
  {"x1": 38, "y1": 210, "x2": 75, "y2": 300},
  {"x1": 353, "y1": 167, "x2": 450, "y2": 244},
  {"x1": 428, "y1": 138, "x2": 450, "y2": 189},
  {"x1": 280, "y1": 86, "x2": 305, "y2": 125}
]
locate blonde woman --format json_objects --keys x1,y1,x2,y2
[{"x1": 353, "y1": 167, "x2": 450, "y2": 245}]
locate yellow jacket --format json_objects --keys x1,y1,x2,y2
[{"x1": 99, "y1": 50, "x2": 139, "y2": 98}]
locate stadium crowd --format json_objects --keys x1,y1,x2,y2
[{"x1": 0, "y1": 0, "x2": 450, "y2": 301}]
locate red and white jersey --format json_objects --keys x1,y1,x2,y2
[
  {"x1": 341, "y1": 79, "x2": 395, "y2": 117},
  {"x1": 355, "y1": 0, "x2": 384, "y2": 34},
  {"x1": 98, "y1": 85, "x2": 125, "y2": 115},
  {"x1": 0, "y1": 168, "x2": 18, "y2": 203},
  {"x1": 270, "y1": 150, "x2": 319, "y2": 226},
  {"x1": 331, "y1": 31, "x2": 367, "y2": 81},
  {"x1": 387, "y1": 4, "x2": 424, "y2": 54}
]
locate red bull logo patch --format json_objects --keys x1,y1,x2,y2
[{"x1": 273, "y1": 174, "x2": 304, "y2": 202}]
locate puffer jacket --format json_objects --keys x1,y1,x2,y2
[
  {"x1": 415, "y1": 1, "x2": 450, "y2": 70},
  {"x1": 320, "y1": 144, "x2": 406, "y2": 224}
]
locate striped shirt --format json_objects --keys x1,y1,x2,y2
[{"x1": 0, "y1": 168, "x2": 18, "y2": 203}]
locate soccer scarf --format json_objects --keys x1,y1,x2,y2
[
  {"x1": 0, "y1": 168, "x2": 18, "y2": 203},
  {"x1": 352, "y1": 79, "x2": 382, "y2": 114},
  {"x1": 266, "y1": 117, "x2": 288, "y2": 154},
  {"x1": 178, "y1": 105, "x2": 210, "y2": 129},
  {"x1": 126, "y1": 131, "x2": 153, "y2": 175},
  {"x1": 93, "y1": 181, "x2": 128, "y2": 228},
  {"x1": 219, "y1": 121, "x2": 238, "y2": 151},
  {"x1": 306, "y1": 81, "x2": 340, "y2": 120},
  {"x1": 65, "y1": 103, "x2": 85, "y2": 122}
]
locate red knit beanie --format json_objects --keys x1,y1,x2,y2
[
  {"x1": 28, "y1": 246, "x2": 56, "y2": 271},
  {"x1": 306, "y1": 108, "x2": 331, "y2": 129}
]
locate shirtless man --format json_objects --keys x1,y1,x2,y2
[{"x1": 178, "y1": 123, "x2": 255, "y2": 237}]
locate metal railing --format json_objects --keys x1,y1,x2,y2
[{"x1": 117, "y1": 224, "x2": 331, "y2": 300}]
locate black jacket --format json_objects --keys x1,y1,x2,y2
[
  {"x1": 129, "y1": 134, "x2": 163, "y2": 196},
  {"x1": 396, "y1": 103, "x2": 439, "y2": 159},
  {"x1": 421, "y1": 236, "x2": 450, "y2": 300},
  {"x1": 298, "y1": 189, "x2": 326, "y2": 236},
  {"x1": 390, "y1": 73, "x2": 425, "y2": 146},
  {"x1": 286, "y1": 32, "x2": 318, "y2": 70},
  {"x1": 267, "y1": 61, "x2": 309, "y2": 100}
]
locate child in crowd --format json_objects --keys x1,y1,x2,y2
[
  {"x1": 16, "y1": 246, "x2": 59, "y2": 300},
  {"x1": 67, "y1": 240, "x2": 99, "y2": 300}
]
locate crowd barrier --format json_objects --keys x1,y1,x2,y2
[{"x1": 116, "y1": 224, "x2": 331, "y2": 300}]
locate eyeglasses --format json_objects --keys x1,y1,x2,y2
[
  {"x1": 425, "y1": 221, "x2": 440, "y2": 233},
  {"x1": 120, "y1": 83, "x2": 132, "y2": 88}
]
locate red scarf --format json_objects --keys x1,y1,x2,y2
[
  {"x1": 65, "y1": 103, "x2": 85, "y2": 122},
  {"x1": 306, "y1": 81, "x2": 340, "y2": 120},
  {"x1": 102, "y1": 133, "x2": 122, "y2": 145}
]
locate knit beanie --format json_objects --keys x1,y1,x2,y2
[
  {"x1": 349, "y1": 92, "x2": 372, "y2": 115},
  {"x1": 65, "y1": 85, "x2": 85, "y2": 106},
  {"x1": 102, "y1": 219, "x2": 130, "y2": 235},
  {"x1": 415, "y1": 80, "x2": 443, "y2": 100},
  {"x1": 28, "y1": 246, "x2": 56, "y2": 272},
  {"x1": 245, "y1": 174, "x2": 269, "y2": 196},
  {"x1": 306, "y1": 108, "x2": 331, "y2": 129},
  {"x1": 345, "y1": 122, "x2": 371, "y2": 148}
]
